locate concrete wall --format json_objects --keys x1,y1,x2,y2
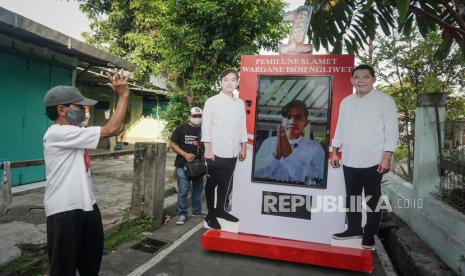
[
  {"x1": 80, "y1": 86, "x2": 143, "y2": 128},
  {"x1": 384, "y1": 93, "x2": 465, "y2": 275},
  {"x1": 79, "y1": 86, "x2": 144, "y2": 148},
  {"x1": 129, "y1": 94, "x2": 143, "y2": 127},
  {"x1": 384, "y1": 174, "x2": 465, "y2": 275}
]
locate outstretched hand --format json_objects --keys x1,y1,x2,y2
[{"x1": 106, "y1": 69, "x2": 130, "y2": 97}]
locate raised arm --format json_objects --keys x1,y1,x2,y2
[{"x1": 100, "y1": 70, "x2": 130, "y2": 139}]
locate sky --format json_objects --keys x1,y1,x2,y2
[
  {"x1": 0, "y1": 0, "x2": 91, "y2": 41},
  {"x1": 0, "y1": 0, "x2": 305, "y2": 42}
]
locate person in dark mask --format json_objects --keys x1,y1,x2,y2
[
  {"x1": 43, "y1": 69, "x2": 130, "y2": 276},
  {"x1": 170, "y1": 107, "x2": 205, "y2": 225}
]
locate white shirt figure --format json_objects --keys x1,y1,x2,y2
[
  {"x1": 332, "y1": 89, "x2": 399, "y2": 168},
  {"x1": 255, "y1": 135, "x2": 325, "y2": 185},
  {"x1": 201, "y1": 92, "x2": 248, "y2": 158},
  {"x1": 43, "y1": 124, "x2": 101, "y2": 216}
]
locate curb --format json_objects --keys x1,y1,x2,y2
[
  {"x1": 379, "y1": 214, "x2": 456, "y2": 276},
  {"x1": 375, "y1": 235, "x2": 398, "y2": 276}
]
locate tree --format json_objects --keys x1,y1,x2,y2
[
  {"x1": 359, "y1": 28, "x2": 465, "y2": 179},
  {"x1": 305, "y1": 0, "x2": 465, "y2": 56},
  {"x1": 80, "y1": 0, "x2": 287, "y2": 134}
]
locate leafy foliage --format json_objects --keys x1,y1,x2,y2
[
  {"x1": 79, "y1": 0, "x2": 287, "y2": 135},
  {"x1": 359, "y1": 27, "x2": 465, "y2": 180},
  {"x1": 306, "y1": 0, "x2": 465, "y2": 55},
  {"x1": 447, "y1": 95, "x2": 465, "y2": 121}
]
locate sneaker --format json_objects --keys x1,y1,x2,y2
[
  {"x1": 191, "y1": 212, "x2": 206, "y2": 217},
  {"x1": 205, "y1": 214, "x2": 221, "y2": 229},
  {"x1": 216, "y1": 211, "x2": 239, "y2": 222},
  {"x1": 176, "y1": 215, "x2": 187, "y2": 225},
  {"x1": 332, "y1": 229, "x2": 363, "y2": 240},
  {"x1": 362, "y1": 234, "x2": 375, "y2": 250}
]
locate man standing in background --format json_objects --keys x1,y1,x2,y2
[{"x1": 170, "y1": 107, "x2": 205, "y2": 225}]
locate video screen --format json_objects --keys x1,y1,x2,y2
[{"x1": 252, "y1": 75, "x2": 332, "y2": 188}]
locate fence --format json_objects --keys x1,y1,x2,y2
[
  {"x1": 435, "y1": 121, "x2": 465, "y2": 214},
  {"x1": 392, "y1": 119, "x2": 415, "y2": 182},
  {"x1": 0, "y1": 150, "x2": 135, "y2": 170}
]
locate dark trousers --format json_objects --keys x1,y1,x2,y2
[
  {"x1": 47, "y1": 204, "x2": 104, "y2": 276},
  {"x1": 342, "y1": 165, "x2": 383, "y2": 236},
  {"x1": 205, "y1": 156, "x2": 237, "y2": 214}
]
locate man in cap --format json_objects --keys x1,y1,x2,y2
[
  {"x1": 255, "y1": 100, "x2": 325, "y2": 185},
  {"x1": 43, "y1": 70, "x2": 130, "y2": 276},
  {"x1": 170, "y1": 107, "x2": 205, "y2": 225},
  {"x1": 201, "y1": 68, "x2": 247, "y2": 229}
]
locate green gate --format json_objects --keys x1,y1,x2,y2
[{"x1": 0, "y1": 51, "x2": 72, "y2": 186}]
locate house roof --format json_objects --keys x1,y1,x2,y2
[
  {"x1": 76, "y1": 67, "x2": 169, "y2": 96},
  {"x1": 0, "y1": 7, "x2": 136, "y2": 71}
]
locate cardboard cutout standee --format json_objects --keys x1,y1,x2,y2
[
  {"x1": 202, "y1": 5, "x2": 373, "y2": 273},
  {"x1": 202, "y1": 54, "x2": 374, "y2": 273}
]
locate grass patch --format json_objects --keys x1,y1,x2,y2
[
  {"x1": 0, "y1": 245, "x2": 48, "y2": 276},
  {"x1": 0, "y1": 214, "x2": 153, "y2": 274},
  {"x1": 104, "y1": 214, "x2": 152, "y2": 254},
  {"x1": 0, "y1": 251, "x2": 34, "y2": 273}
]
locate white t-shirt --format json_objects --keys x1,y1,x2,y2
[{"x1": 43, "y1": 124, "x2": 101, "y2": 216}]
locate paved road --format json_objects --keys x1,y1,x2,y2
[{"x1": 142, "y1": 228, "x2": 386, "y2": 276}]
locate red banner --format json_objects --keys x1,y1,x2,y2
[{"x1": 239, "y1": 54, "x2": 355, "y2": 145}]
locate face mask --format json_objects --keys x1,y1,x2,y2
[
  {"x1": 190, "y1": 117, "x2": 202, "y2": 125},
  {"x1": 65, "y1": 107, "x2": 86, "y2": 126}
]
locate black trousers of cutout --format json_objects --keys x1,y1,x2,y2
[
  {"x1": 47, "y1": 204, "x2": 104, "y2": 276},
  {"x1": 205, "y1": 156, "x2": 237, "y2": 215},
  {"x1": 342, "y1": 165, "x2": 383, "y2": 236}
]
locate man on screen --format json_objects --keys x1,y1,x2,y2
[{"x1": 255, "y1": 100, "x2": 325, "y2": 185}]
